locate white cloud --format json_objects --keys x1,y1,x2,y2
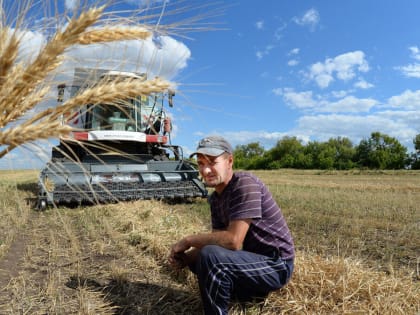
[
  {"x1": 274, "y1": 22, "x2": 287, "y2": 41},
  {"x1": 295, "y1": 114, "x2": 413, "y2": 144},
  {"x1": 387, "y1": 89, "x2": 420, "y2": 110},
  {"x1": 61, "y1": 34, "x2": 191, "y2": 80},
  {"x1": 321, "y1": 96, "x2": 377, "y2": 113},
  {"x1": 12, "y1": 29, "x2": 46, "y2": 64},
  {"x1": 221, "y1": 130, "x2": 290, "y2": 149},
  {"x1": 255, "y1": 45, "x2": 274, "y2": 60},
  {"x1": 301, "y1": 112, "x2": 418, "y2": 150},
  {"x1": 7, "y1": 22, "x2": 191, "y2": 82},
  {"x1": 124, "y1": 0, "x2": 167, "y2": 8},
  {"x1": 274, "y1": 88, "x2": 377, "y2": 113},
  {"x1": 272, "y1": 88, "x2": 282, "y2": 96},
  {"x1": 409, "y1": 46, "x2": 420, "y2": 60},
  {"x1": 307, "y1": 51, "x2": 369, "y2": 88},
  {"x1": 288, "y1": 48, "x2": 300, "y2": 55},
  {"x1": 330, "y1": 90, "x2": 348, "y2": 98},
  {"x1": 397, "y1": 63, "x2": 420, "y2": 78},
  {"x1": 288, "y1": 59, "x2": 299, "y2": 66},
  {"x1": 293, "y1": 8, "x2": 320, "y2": 31},
  {"x1": 395, "y1": 46, "x2": 420, "y2": 77},
  {"x1": 65, "y1": 0, "x2": 78, "y2": 10},
  {"x1": 255, "y1": 20, "x2": 264, "y2": 30},
  {"x1": 277, "y1": 88, "x2": 317, "y2": 109},
  {"x1": 354, "y1": 78, "x2": 374, "y2": 89}
]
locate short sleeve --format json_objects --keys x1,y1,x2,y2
[{"x1": 229, "y1": 175, "x2": 262, "y2": 221}]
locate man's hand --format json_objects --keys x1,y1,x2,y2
[
  {"x1": 168, "y1": 252, "x2": 188, "y2": 270},
  {"x1": 168, "y1": 238, "x2": 191, "y2": 270}
]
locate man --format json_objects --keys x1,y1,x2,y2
[{"x1": 169, "y1": 135, "x2": 294, "y2": 315}]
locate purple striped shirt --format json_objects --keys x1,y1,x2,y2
[{"x1": 209, "y1": 172, "x2": 295, "y2": 260}]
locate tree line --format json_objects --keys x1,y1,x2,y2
[{"x1": 233, "y1": 131, "x2": 420, "y2": 170}]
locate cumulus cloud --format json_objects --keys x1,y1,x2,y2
[
  {"x1": 396, "y1": 46, "x2": 420, "y2": 77},
  {"x1": 307, "y1": 51, "x2": 369, "y2": 88},
  {"x1": 276, "y1": 88, "x2": 317, "y2": 109},
  {"x1": 293, "y1": 8, "x2": 320, "y2": 31},
  {"x1": 354, "y1": 78, "x2": 374, "y2": 89},
  {"x1": 273, "y1": 88, "x2": 377, "y2": 113},
  {"x1": 397, "y1": 63, "x2": 420, "y2": 78},
  {"x1": 288, "y1": 59, "x2": 299, "y2": 66},
  {"x1": 409, "y1": 46, "x2": 420, "y2": 60},
  {"x1": 67, "y1": 35, "x2": 190, "y2": 79},
  {"x1": 13, "y1": 24, "x2": 191, "y2": 82},
  {"x1": 387, "y1": 89, "x2": 420, "y2": 110},
  {"x1": 321, "y1": 96, "x2": 377, "y2": 113}
]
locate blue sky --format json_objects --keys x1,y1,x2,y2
[{"x1": 1, "y1": 0, "x2": 420, "y2": 169}]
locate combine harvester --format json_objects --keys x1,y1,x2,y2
[{"x1": 37, "y1": 68, "x2": 207, "y2": 210}]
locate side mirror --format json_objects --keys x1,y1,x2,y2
[
  {"x1": 168, "y1": 89, "x2": 175, "y2": 107},
  {"x1": 57, "y1": 84, "x2": 66, "y2": 102}
]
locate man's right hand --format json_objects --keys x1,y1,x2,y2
[{"x1": 168, "y1": 252, "x2": 188, "y2": 270}]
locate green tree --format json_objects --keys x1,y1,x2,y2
[
  {"x1": 409, "y1": 134, "x2": 420, "y2": 169},
  {"x1": 327, "y1": 137, "x2": 356, "y2": 169},
  {"x1": 233, "y1": 142, "x2": 265, "y2": 169},
  {"x1": 267, "y1": 136, "x2": 304, "y2": 168},
  {"x1": 355, "y1": 132, "x2": 407, "y2": 169}
]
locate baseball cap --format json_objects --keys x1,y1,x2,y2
[{"x1": 190, "y1": 136, "x2": 233, "y2": 158}]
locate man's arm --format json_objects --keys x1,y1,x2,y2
[{"x1": 169, "y1": 219, "x2": 251, "y2": 268}]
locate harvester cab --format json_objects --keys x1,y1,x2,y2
[{"x1": 37, "y1": 68, "x2": 207, "y2": 210}]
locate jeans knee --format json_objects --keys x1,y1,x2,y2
[
  {"x1": 199, "y1": 245, "x2": 220, "y2": 259},
  {"x1": 196, "y1": 245, "x2": 226, "y2": 273}
]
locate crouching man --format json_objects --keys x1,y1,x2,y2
[{"x1": 169, "y1": 136, "x2": 295, "y2": 315}]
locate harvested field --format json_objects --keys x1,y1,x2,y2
[{"x1": 0, "y1": 169, "x2": 418, "y2": 314}]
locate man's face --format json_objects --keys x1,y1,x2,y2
[{"x1": 197, "y1": 153, "x2": 233, "y2": 192}]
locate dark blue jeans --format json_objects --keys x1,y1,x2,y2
[{"x1": 189, "y1": 245, "x2": 294, "y2": 315}]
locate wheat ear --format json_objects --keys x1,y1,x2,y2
[
  {"x1": 0, "y1": 6, "x2": 105, "y2": 127},
  {"x1": 77, "y1": 27, "x2": 151, "y2": 44},
  {"x1": 0, "y1": 30, "x2": 19, "y2": 85}
]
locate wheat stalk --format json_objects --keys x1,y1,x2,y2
[
  {"x1": 0, "y1": 121, "x2": 72, "y2": 148},
  {"x1": 77, "y1": 26, "x2": 151, "y2": 44}
]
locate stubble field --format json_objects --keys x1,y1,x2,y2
[{"x1": 0, "y1": 169, "x2": 418, "y2": 314}]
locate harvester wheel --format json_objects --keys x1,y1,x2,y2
[{"x1": 37, "y1": 198, "x2": 47, "y2": 211}]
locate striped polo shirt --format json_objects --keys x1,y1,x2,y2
[{"x1": 209, "y1": 172, "x2": 295, "y2": 260}]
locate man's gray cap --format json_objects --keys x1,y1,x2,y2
[{"x1": 190, "y1": 136, "x2": 233, "y2": 158}]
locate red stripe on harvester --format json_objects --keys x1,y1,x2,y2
[
  {"x1": 72, "y1": 132, "x2": 89, "y2": 140},
  {"x1": 146, "y1": 135, "x2": 168, "y2": 143}
]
